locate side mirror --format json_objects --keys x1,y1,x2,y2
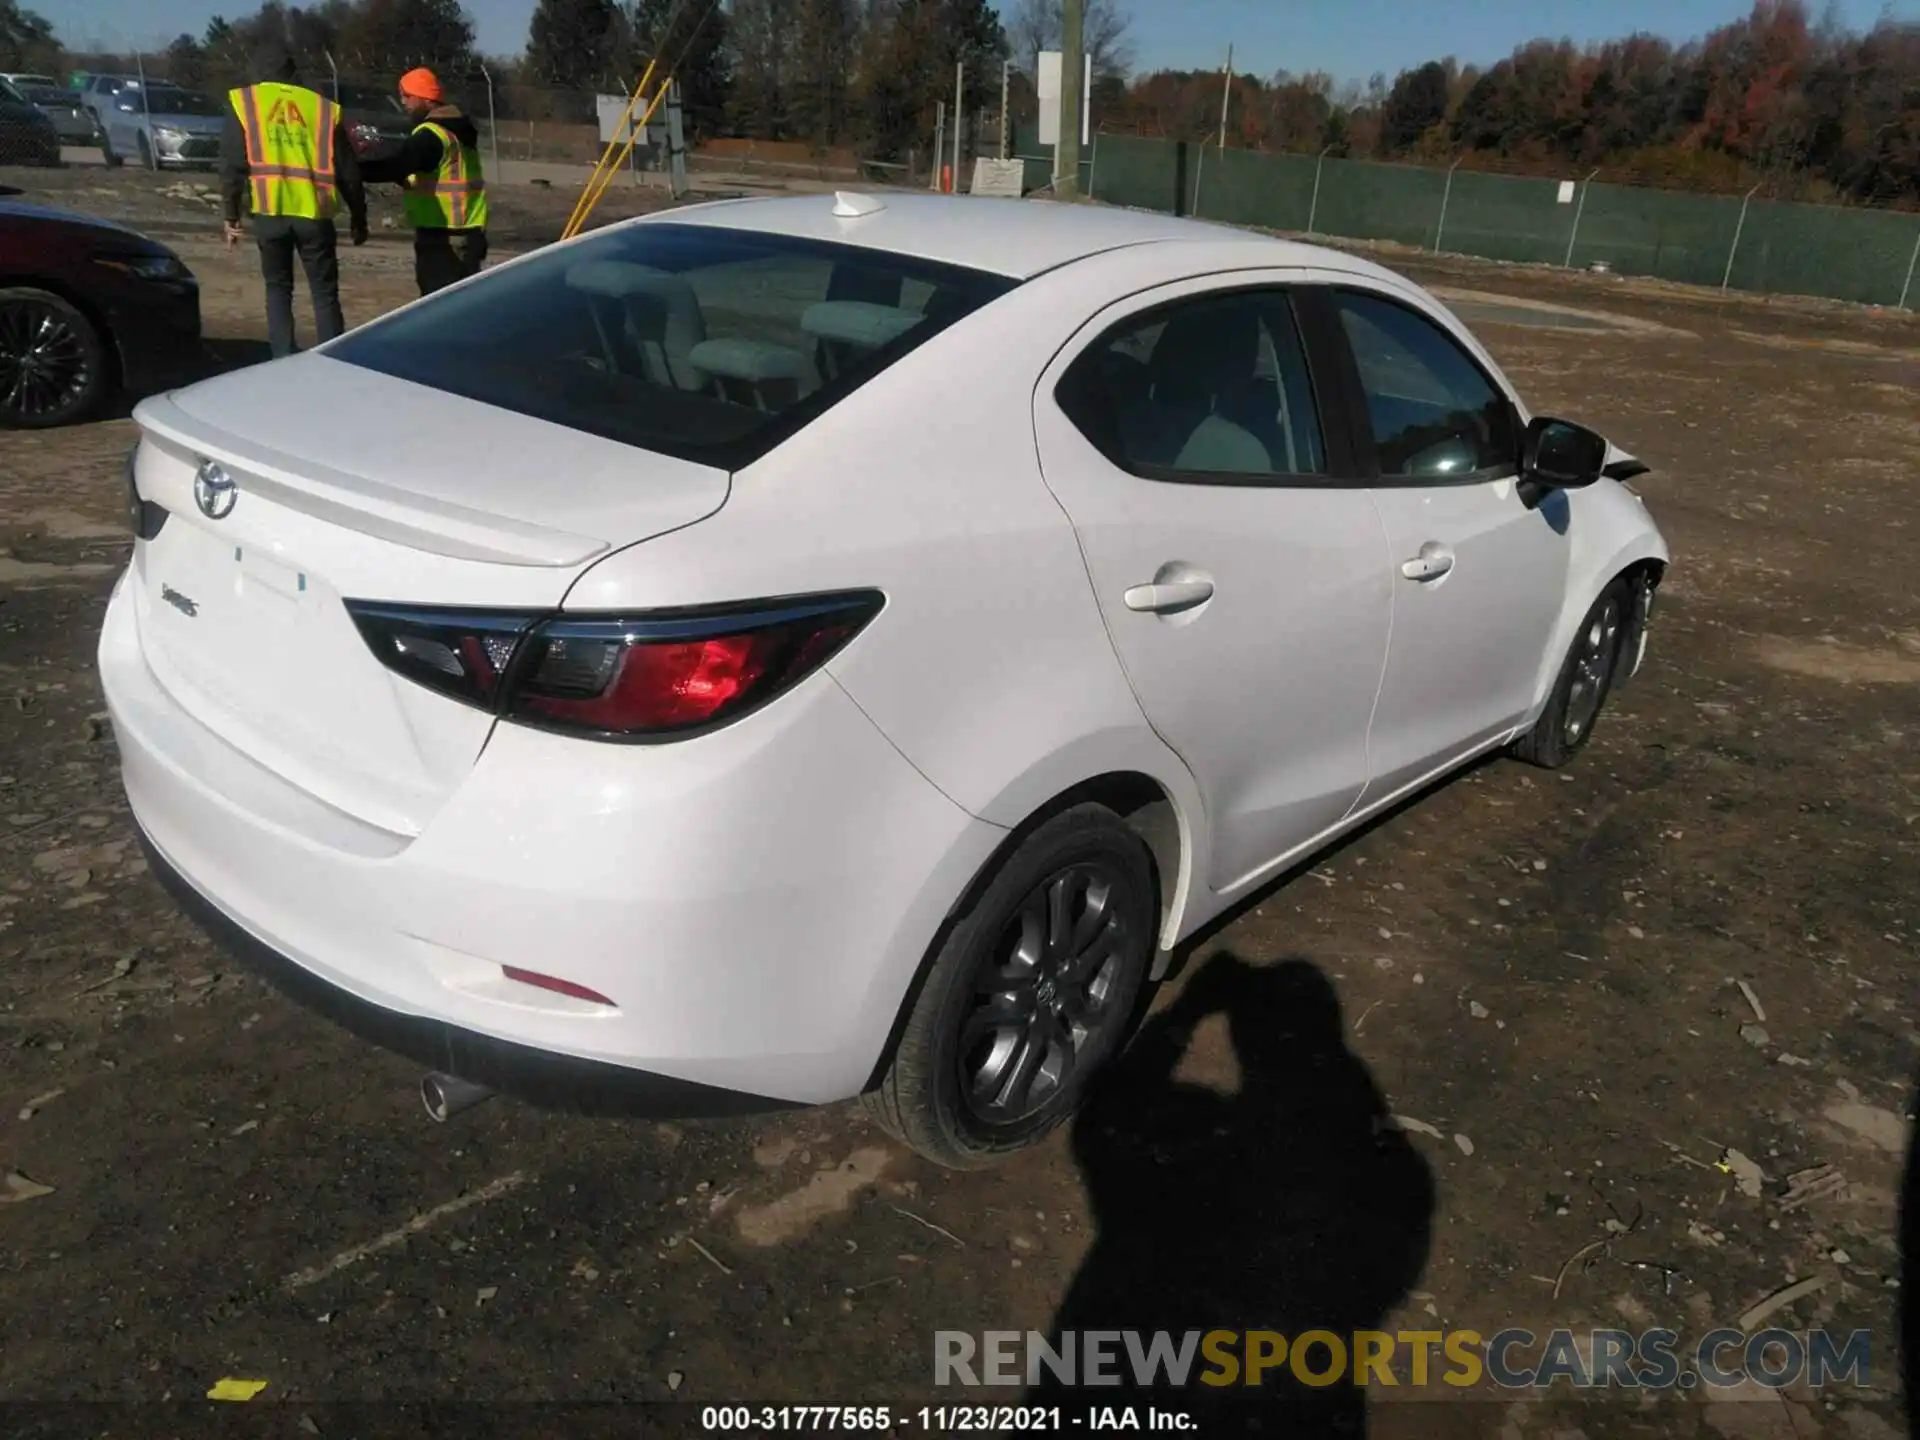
[{"x1": 1522, "y1": 416, "x2": 1606, "y2": 490}]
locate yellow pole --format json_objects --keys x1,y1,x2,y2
[
  {"x1": 562, "y1": 57, "x2": 658, "y2": 239},
  {"x1": 564, "y1": 80, "x2": 674, "y2": 238}
]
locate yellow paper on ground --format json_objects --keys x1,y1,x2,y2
[{"x1": 207, "y1": 1378, "x2": 269, "y2": 1401}]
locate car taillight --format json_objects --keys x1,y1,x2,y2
[
  {"x1": 346, "y1": 604, "x2": 537, "y2": 709},
  {"x1": 345, "y1": 591, "x2": 883, "y2": 741}
]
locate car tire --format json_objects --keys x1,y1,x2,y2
[
  {"x1": 862, "y1": 803, "x2": 1158, "y2": 1169},
  {"x1": 101, "y1": 136, "x2": 122, "y2": 167},
  {"x1": 1510, "y1": 579, "x2": 1630, "y2": 769},
  {"x1": 0, "y1": 287, "x2": 110, "y2": 429},
  {"x1": 137, "y1": 133, "x2": 154, "y2": 170}
]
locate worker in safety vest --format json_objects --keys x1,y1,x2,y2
[
  {"x1": 219, "y1": 43, "x2": 367, "y2": 359},
  {"x1": 357, "y1": 68, "x2": 488, "y2": 297}
]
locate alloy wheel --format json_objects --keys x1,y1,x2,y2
[
  {"x1": 957, "y1": 861, "x2": 1132, "y2": 1127},
  {"x1": 0, "y1": 300, "x2": 93, "y2": 425},
  {"x1": 1563, "y1": 595, "x2": 1622, "y2": 745}
]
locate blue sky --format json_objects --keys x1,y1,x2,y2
[
  {"x1": 1133, "y1": 0, "x2": 1915, "y2": 79},
  {"x1": 53, "y1": 0, "x2": 1920, "y2": 71}
]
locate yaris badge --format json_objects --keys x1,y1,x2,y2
[{"x1": 193, "y1": 460, "x2": 237, "y2": 520}]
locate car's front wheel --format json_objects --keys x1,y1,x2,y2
[
  {"x1": 1511, "y1": 580, "x2": 1629, "y2": 769},
  {"x1": 863, "y1": 804, "x2": 1157, "y2": 1168},
  {"x1": 0, "y1": 288, "x2": 110, "y2": 429}
]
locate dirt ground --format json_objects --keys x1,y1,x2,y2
[{"x1": 1, "y1": 162, "x2": 1916, "y2": 1439}]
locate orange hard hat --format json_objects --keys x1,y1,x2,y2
[{"x1": 399, "y1": 67, "x2": 443, "y2": 102}]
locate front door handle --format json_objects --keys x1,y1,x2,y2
[
  {"x1": 1124, "y1": 579, "x2": 1215, "y2": 613},
  {"x1": 1399, "y1": 545, "x2": 1455, "y2": 582}
]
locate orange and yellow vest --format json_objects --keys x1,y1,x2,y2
[
  {"x1": 402, "y1": 120, "x2": 488, "y2": 231},
  {"x1": 229, "y1": 82, "x2": 338, "y2": 219}
]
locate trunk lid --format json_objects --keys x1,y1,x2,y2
[{"x1": 128, "y1": 357, "x2": 729, "y2": 835}]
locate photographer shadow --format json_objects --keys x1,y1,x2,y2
[{"x1": 1029, "y1": 952, "x2": 1435, "y2": 1437}]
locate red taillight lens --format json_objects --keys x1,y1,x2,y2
[
  {"x1": 346, "y1": 592, "x2": 882, "y2": 740},
  {"x1": 507, "y1": 599, "x2": 877, "y2": 737}
]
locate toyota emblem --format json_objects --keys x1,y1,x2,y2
[{"x1": 193, "y1": 460, "x2": 237, "y2": 521}]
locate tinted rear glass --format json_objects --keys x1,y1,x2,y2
[{"x1": 327, "y1": 222, "x2": 1018, "y2": 469}]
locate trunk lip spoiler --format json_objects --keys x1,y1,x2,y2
[{"x1": 133, "y1": 394, "x2": 616, "y2": 569}]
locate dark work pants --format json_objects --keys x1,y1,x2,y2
[
  {"x1": 254, "y1": 215, "x2": 344, "y2": 360},
  {"x1": 414, "y1": 228, "x2": 488, "y2": 297}
]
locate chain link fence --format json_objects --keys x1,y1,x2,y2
[
  {"x1": 1084, "y1": 133, "x2": 1920, "y2": 309},
  {"x1": 0, "y1": 71, "x2": 96, "y2": 168}
]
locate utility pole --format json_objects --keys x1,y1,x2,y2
[
  {"x1": 999, "y1": 58, "x2": 1010, "y2": 160},
  {"x1": 1218, "y1": 44, "x2": 1232, "y2": 150},
  {"x1": 953, "y1": 59, "x2": 964, "y2": 192},
  {"x1": 1056, "y1": 0, "x2": 1084, "y2": 199}
]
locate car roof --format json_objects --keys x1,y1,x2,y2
[{"x1": 654, "y1": 191, "x2": 1395, "y2": 282}]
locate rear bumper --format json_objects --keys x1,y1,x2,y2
[
  {"x1": 99, "y1": 564, "x2": 1004, "y2": 1108},
  {"x1": 137, "y1": 824, "x2": 793, "y2": 1117}
]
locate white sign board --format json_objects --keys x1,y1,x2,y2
[
  {"x1": 1557, "y1": 179, "x2": 1576, "y2": 204},
  {"x1": 970, "y1": 158, "x2": 1026, "y2": 198},
  {"x1": 597, "y1": 92, "x2": 663, "y2": 149},
  {"x1": 1035, "y1": 50, "x2": 1091, "y2": 147}
]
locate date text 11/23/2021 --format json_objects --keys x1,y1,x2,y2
[{"x1": 700, "y1": 1407, "x2": 1197, "y2": 1431}]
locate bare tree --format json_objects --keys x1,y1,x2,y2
[{"x1": 1007, "y1": 0, "x2": 1131, "y2": 81}]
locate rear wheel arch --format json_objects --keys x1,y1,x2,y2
[{"x1": 860, "y1": 769, "x2": 1193, "y2": 1098}]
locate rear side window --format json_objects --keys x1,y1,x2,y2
[
  {"x1": 327, "y1": 223, "x2": 1017, "y2": 469},
  {"x1": 1055, "y1": 288, "x2": 1328, "y2": 482}
]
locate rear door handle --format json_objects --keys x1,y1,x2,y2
[
  {"x1": 1399, "y1": 545, "x2": 1455, "y2": 582},
  {"x1": 1124, "y1": 579, "x2": 1215, "y2": 613}
]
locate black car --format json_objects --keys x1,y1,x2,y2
[
  {"x1": 0, "y1": 201, "x2": 203, "y2": 427},
  {"x1": 0, "y1": 77, "x2": 61, "y2": 167},
  {"x1": 15, "y1": 83, "x2": 98, "y2": 146}
]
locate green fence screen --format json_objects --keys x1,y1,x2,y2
[{"x1": 1061, "y1": 135, "x2": 1920, "y2": 309}]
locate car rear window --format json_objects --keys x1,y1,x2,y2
[{"x1": 325, "y1": 222, "x2": 1018, "y2": 469}]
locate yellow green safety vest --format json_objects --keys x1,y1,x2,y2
[
  {"x1": 229, "y1": 82, "x2": 338, "y2": 219},
  {"x1": 403, "y1": 120, "x2": 488, "y2": 231}
]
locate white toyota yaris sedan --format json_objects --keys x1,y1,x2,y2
[{"x1": 101, "y1": 193, "x2": 1667, "y2": 1166}]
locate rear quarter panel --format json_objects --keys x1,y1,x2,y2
[{"x1": 561, "y1": 251, "x2": 1226, "y2": 941}]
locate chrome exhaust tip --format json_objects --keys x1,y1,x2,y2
[{"x1": 421, "y1": 1071, "x2": 493, "y2": 1123}]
